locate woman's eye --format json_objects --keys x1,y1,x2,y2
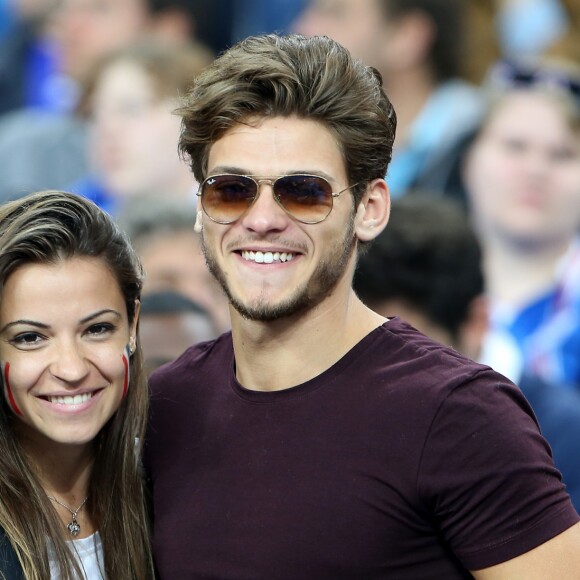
[
  {"x1": 11, "y1": 332, "x2": 44, "y2": 347},
  {"x1": 86, "y1": 323, "x2": 115, "y2": 337}
]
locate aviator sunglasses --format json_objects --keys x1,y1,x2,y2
[{"x1": 197, "y1": 174, "x2": 359, "y2": 225}]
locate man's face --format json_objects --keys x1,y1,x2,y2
[
  {"x1": 292, "y1": 0, "x2": 389, "y2": 71},
  {"x1": 465, "y1": 91, "x2": 580, "y2": 250},
  {"x1": 200, "y1": 116, "x2": 360, "y2": 323}
]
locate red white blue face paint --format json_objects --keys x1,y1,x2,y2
[
  {"x1": 121, "y1": 344, "x2": 131, "y2": 400},
  {"x1": 1, "y1": 361, "x2": 23, "y2": 416}
]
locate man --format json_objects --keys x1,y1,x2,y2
[
  {"x1": 355, "y1": 193, "x2": 580, "y2": 512},
  {"x1": 292, "y1": 0, "x2": 485, "y2": 198},
  {"x1": 144, "y1": 34, "x2": 580, "y2": 578}
]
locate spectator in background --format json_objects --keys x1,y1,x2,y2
[
  {"x1": 72, "y1": 41, "x2": 212, "y2": 214},
  {"x1": 139, "y1": 290, "x2": 219, "y2": 375},
  {"x1": 292, "y1": 0, "x2": 485, "y2": 197},
  {"x1": 231, "y1": 0, "x2": 307, "y2": 43},
  {"x1": 0, "y1": 0, "x2": 62, "y2": 116},
  {"x1": 461, "y1": 59, "x2": 580, "y2": 390},
  {"x1": 0, "y1": 0, "x2": 214, "y2": 202},
  {"x1": 355, "y1": 192, "x2": 580, "y2": 511},
  {"x1": 0, "y1": 0, "x2": 14, "y2": 39},
  {"x1": 118, "y1": 198, "x2": 230, "y2": 333},
  {"x1": 354, "y1": 194, "x2": 487, "y2": 362},
  {"x1": 497, "y1": 0, "x2": 569, "y2": 63}
]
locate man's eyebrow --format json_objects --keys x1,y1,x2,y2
[{"x1": 207, "y1": 166, "x2": 337, "y2": 182}]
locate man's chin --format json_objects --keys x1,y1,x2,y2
[{"x1": 229, "y1": 292, "x2": 312, "y2": 323}]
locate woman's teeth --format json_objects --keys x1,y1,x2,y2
[
  {"x1": 48, "y1": 393, "x2": 93, "y2": 405},
  {"x1": 241, "y1": 251, "x2": 295, "y2": 263}
]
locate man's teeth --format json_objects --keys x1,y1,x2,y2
[
  {"x1": 241, "y1": 251, "x2": 295, "y2": 263},
  {"x1": 48, "y1": 393, "x2": 93, "y2": 405}
]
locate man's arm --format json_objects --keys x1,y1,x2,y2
[{"x1": 471, "y1": 522, "x2": 580, "y2": 579}]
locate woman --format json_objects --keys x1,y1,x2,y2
[{"x1": 0, "y1": 191, "x2": 153, "y2": 579}]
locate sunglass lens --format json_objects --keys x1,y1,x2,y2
[
  {"x1": 201, "y1": 175, "x2": 256, "y2": 223},
  {"x1": 275, "y1": 175, "x2": 333, "y2": 223}
]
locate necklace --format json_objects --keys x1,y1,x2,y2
[{"x1": 46, "y1": 495, "x2": 89, "y2": 537}]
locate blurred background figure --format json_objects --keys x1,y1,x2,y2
[
  {"x1": 139, "y1": 290, "x2": 219, "y2": 375},
  {"x1": 118, "y1": 198, "x2": 230, "y2": 333},
  {"x1": 72, "y1": 41, "x2": 211, "y2": 213},
  {"x1": 354, "y1": 193, "x2": 580, "y2": 511},
  {"x1": 354, "y1": 194, "x2": 487, "y2": 361},
  {"x1": 231, "y1": 0, "x2": 307, "y2": 43},
  {"x1": 0, "y1": 0, "x2": 63, "y2": 115},
  {"x1": 461, "y1": 59, "x2": 580, "y2": 390},
  {"x1": 0, "y1": 0, "x2": 216, "y2": 203},
  {"x1": 0, "y1": 0, "x2": 224, "y2": 116},
  {"x1": 292, "y1": 0, "x2": 486, "y2": 198},
  {"x1": 497, "y1": 0, "x2": 571, "y2": 63}
]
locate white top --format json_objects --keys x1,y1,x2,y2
[{"x1": 48, "y1": 532, "x2": 105, "y2": 579}]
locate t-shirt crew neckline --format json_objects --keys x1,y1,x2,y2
[{"x1": 229, "y1": 320, "x2": 392, "y2": 403}]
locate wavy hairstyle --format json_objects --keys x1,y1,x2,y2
[
  {"x1": 177, "y1": 33, "x2": 397, "y2": 207},
  {"x1": 0, "y1": 191, "x2": 153, "y2": 579}
]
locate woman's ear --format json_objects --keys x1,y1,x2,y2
[
  {"x1": 355, "y1": 178, "x2": 390, "y2": 243},
  {"x1": 130, "y1": 299, "x2": 141, "y2": 339}
]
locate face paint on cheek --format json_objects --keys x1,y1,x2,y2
[
  {"x1": 1, "y1": 361, "x2": 23, "y2": 416},
  {"x1": 121, "y1": 345, "x2": 130, "y2": 400}
]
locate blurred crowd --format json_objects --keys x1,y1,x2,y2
[{"x1": 1, "y1": 0, "x2": 579, "y2": 506}]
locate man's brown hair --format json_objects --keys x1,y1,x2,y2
[{"x1": 177, "y1": 33, "x2": 396, "y2": 205}]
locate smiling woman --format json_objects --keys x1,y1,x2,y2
[{"x1": 0, "y1": 191, "x2": 153, "y2": 579}]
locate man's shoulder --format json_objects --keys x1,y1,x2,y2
[{"x1": 369, "y1": 318, "x2": 496, "y2": 393}]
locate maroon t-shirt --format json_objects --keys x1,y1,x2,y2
[{"x1": 145, "y1": 319, "x2": 578, "y2": 579}]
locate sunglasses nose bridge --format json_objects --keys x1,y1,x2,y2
[
  {"x1": 240, "y1": 177, "x2": 289, "y2": 223},
  {"x1": 254, "y1": 177, "x2": 276, "y2": 191},
  {"x1": 252, "y1": 177, "x2": 281, "y2": 204}
]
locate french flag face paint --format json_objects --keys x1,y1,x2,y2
[
  {"x1": 121, "y1": 345, "x2": 131, "y2": 400},
  {"x1": 1, "y1": 361, "x2": 23, "y2": 416}
]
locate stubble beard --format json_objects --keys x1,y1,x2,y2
[{"x1": 201, "y1": 219, "x2": 356, "y2": 322}]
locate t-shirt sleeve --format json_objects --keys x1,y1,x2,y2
[{"x1": 416, "y1": 369, "x2": 579, "y2": 571}]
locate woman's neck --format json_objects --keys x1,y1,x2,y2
[{"x1": 17, "y1": 425, "x2": 96, "y2": 537}]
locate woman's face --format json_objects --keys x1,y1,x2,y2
[
  {"x1": 464, "y1": 90, "x2": 580, "y2": 249},
  {"x1": 0, "y1": 256, "x2": 138, "y2": 451}
]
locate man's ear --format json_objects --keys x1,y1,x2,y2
[
  {"x1": 355, "y1": 178, "x2": 390, "y2": 242},
  {"x1": 194, "y1": 210, "x2": 203, "y2": 233}
]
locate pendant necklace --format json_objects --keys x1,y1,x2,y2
[{"x1": 47, "y1": 494, "x2": 89, "y2": 537}]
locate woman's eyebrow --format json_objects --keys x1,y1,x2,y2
[{"x1": 0, "y1": 319, "x2": 49, "y2": 334}]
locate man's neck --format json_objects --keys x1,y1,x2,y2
[{"x1": 230, "y1": 290, "x2": 386, "y2": 392}]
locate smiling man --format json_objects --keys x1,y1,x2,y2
[{"x1": 144, "y1": 34, "x2": 580, "y2": 579}]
